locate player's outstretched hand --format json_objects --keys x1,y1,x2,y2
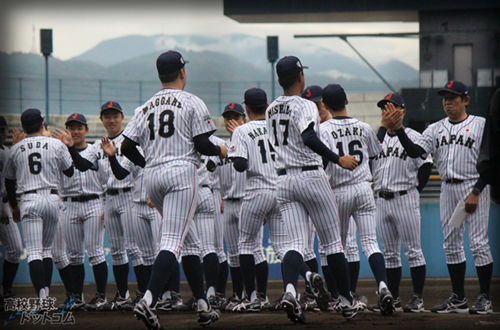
[
  {"x1": 11, "y1": 128, "x2": 26, "y2": 145},
  {"x1": 0, "y1": 206, "x2": 9, "y2": 224},
  {"x1": 219, "y1": 145, "x2": 228, "y2": 159},
  {"x1": 465, "y1": 192, "x2": 479, "y2": 214},
  {"x1": 12, "y1": 206, "x2": 21, "y2": 223},
  {"x1": 383, "y1": 102, "x2": 404, "y2": 130},
  {"x1": 147, "y1": 196, "x2": 155, "y2": 209},
  {"x1": 226, "y1": 119, "x2": 241, "y2": 134},
  {"x1": 52, "y1": 128, "x2": 74, "y2": 147},
  {"x1": 338, "y1": 155, "x2": 358, "y2": 171},
  {"x1": 101, "y1": 137, "x2": 117, "y2": 156},
  {"x1": 220, "y1": 201, "x2": 224, "y2": 214}
]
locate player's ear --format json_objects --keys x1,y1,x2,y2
[
  {"x1": 345, "y1": 98, "x2": 349, "y2": 106},
  {"x1": 463, "y1": 95, "x2": 470, "y2": 105}
]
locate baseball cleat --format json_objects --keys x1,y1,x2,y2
[
  {"x1": 68, "y1": 294, "x2": 86, "y2": 311},
  {"x1": 134, "y1": 298, "x2": 164, "y2": 330},
  {"x1": 379, "y1": 287, "x2": 395, "y2": 315},
  {"x1": 341, "y1": 299, "x2": 364, "y2": 320},
  {"x1": 281, "y1": 292, "x2": 306, "y2": 324},
  {"x1": 197, "y1": 303, "x2": 221, "y2": 326},
  {"x1": 393, "y1": 297, "x2": 403, "y2": 312},
  {"x1": 208, "y1": 293, "x2": 225, "y2": 310},
  {"x1": 262, "y1": 295, "x2": 283, "y2": 311},
  {"x1": 156, "y1": 292, "x2": 182, "y2": 312},
  {"x1": 299, "y1": 291, "x2": 320, "y2": 312},
  {"x1": 224, "y1": 293, "x2": 242, "y2": 312},
  {"x1": 132, "y1": 290, "x2": 145, "y2": 307},
  {"x1": 403, "y1": 294, "x2": 424, "y2": 313},
  {"x1": 235, "y1": 292, "x2": 268, "y2": 312},
  {"x1": 172, "y1": 295, "x2": 196, "y2": 311},
  {"x1": 327, "y1": 296, "x2": 342, "y2": 312},
  {"x1": 351, "y1": 292, "x2": 368, "y2": 308},
  {"x1": 431, "y1": 294, "x2": 469, "y2": 313},
  {"x1": 85, "y1": 293, "x2": 107, "y2": 311},
  {"x1": 102, "y1": 291, "x2": 134, "y2": 311},
  {"x1": 58, "y1": 292, "x2": 73, "y2": 311},
  {"x1": 310, "y1": 272, "x2": 330, "y2": 312},
  {"x1": 469, "y1": 294, "x2": 493, "y2": 314}
]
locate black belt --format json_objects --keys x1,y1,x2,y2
[
  {"x1": 63, "y1": 194, "x2": 100, "y2": 202},
  {"x1": 378, "y1": 190, "x2": 407, "y2": 200},
  {"x1": 107, "y1": 187, "x2": 132, "y2": 196},
  {"x1": 201, "y1": 185, "x2": 213, "y2": 192},
  {"x1": 446, "y1": 179, "x2": 464, "y2": 184},
  {"x1": 277, "y1": 166, "x2": 318, "y2": 176},
  {"x1": 226, "y1": 198, "x2": 241, "y2": 202},
  {"x1": 25, "y1": 189, "x2": 58, "y2": 195}
]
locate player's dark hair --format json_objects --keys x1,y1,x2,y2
[
  {"x1": 248, "y1": 105, "x2": 267, "y2": 115},
  {"x1": 326, "y1": 103, "x2": 345, "y2": 112},
  {"x1": 159, "y1": 70, "x2": 181, "y2": 83},
  {"x1": 278, "y1": 72, "x2": 301, "y2": 89},
  {"x1": 23, "y1": 122, "x2": 43, "y2": 134}
]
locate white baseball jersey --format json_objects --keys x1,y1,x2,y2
[
  {"x1": 414, "y1": 115, "x2": 485, "y2": 181},
  {"x1": 321, "y1": 117, "x2": 382, "y2": 187},
  {"x1": 2, "y1": 136, "x2": 72, "y2": 192},
  {"x1": 228, "y1": 119, "x2": 277, "y2": 191},
  {"x1": 218, "y1": 139, "x2": 246, "y2": 199},
  {"x1": 266, "y1": 96, "x2": 322, "y2": 169},
  {"x1": 208, "y1": 135, "x2": 225, "y2": 190},
  {"x1": 372, "y1": 128, "x2": 433, "y2": 192},
  {"x1": 123, "y1": 88, "x2": 216, "y2": 168},
  {"x1": 60, "y1": 143, "x2": 105, "y2": 197},
  {"x1": 0, "y1": 146, "x2": 9, "y2": 197}
]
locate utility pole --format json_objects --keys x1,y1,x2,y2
[
  {"x1": 40, "y1": 29, "x2": 52, "y2": 124},
  {"x1": 267, "y1": 36, "x2": 279, "y2": 101}
]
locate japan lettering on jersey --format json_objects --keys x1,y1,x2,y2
[
  {"x1": 217, "y1": 138, "x2": 246, "y2": 199},
  {"x1": 372, "y1": 128, "x2": 433, "y2": 192},
  {"x1": 228, "y1": 119, "x2": 277, "y2": 191},
  {"x1": 2, "y1": 136, "x2": 72, "y2": 193},
  {"x1": 266, "y1": 96, "x2": 322, "y2": 169},
  {"x1": 60, "y1": 143, "x2": 105, "y2": 197},
  {"x1": 415, "y1": 115, "x2": 484, "y2": 181},
  {"x1": 123, "y1": 88, "x2": 216, "y2": 168},
  {"x1": 94, "y1": 133, "x2": 137, "y2": 190},
  {"x1": 321, "y1": 117, "x2": 382, "y2": 187}
]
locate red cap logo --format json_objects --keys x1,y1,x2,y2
[
  {"x1": 229, "y1": 103, "x2": 235, "y2": 109},
  {"x1": 306, "y1": 90, "x2": 311, "y2": 98},
  {"x1": 447, "y1": 81, "x2": 454, "y2": 88},
  {"x1": 386, "y1": 93, "x2": 393, "y2": 100},
  {"x1": 72, "y1": 113, "x2": 78, "y2": 119},
  {"x1": 107, "y1": 101, "x2": 113, "y2": 108}
]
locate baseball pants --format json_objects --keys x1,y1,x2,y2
[
  {"x1": 212, "y1": 188, "x2": 227, "y2": 263},
  {"x1": 133, "y1": 201, "x2": 160, "y2": 266},
  {"x1": 0, "y1": 202, "x2": 23, "y2": 264}
]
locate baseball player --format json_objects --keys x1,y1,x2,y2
[
  {"x1": 218, "y1": 102, "x2": 269, "y2": 311},
  {"x1": 386, "y1": 81, "x2": 493, "y2": 314},
  {"x1": 266, "y1": 56, "x2": 361, "y2": 323},
  {"x1": 0, "y1": 116, "x2": 23, "y2": 308},
  {"x1": 52, "y1": 113, "x2": 109, "y2": 311},
  {"x1": 121, "y1": 50, "x2": 226, "y2": 328},
  {"x1": 229, "y1": 88, "x2": 289, "y2": 312},
  {"x1": 2, "y1": 108, "x2": 74, "y2": 299},
  {"x1": 320, "y1": 84, "x2": 394, "y2": 315},
  {"x1": 373, "y1": 93, "x2": 432, "y2": 312}
]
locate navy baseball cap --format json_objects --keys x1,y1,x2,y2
[
  {"x1": 157, "y1": 51, "x2": 189, "y2": 76},
  {"x1": 276, "y1": 56, "x2": 308, "y2": 79},
  {"x1": 437, "y1": 80, "x2": 469, "y2": 96},
  {"x1": 0, "y1": 116, "x2": 7, "y2": 128},
  {"x1": 222, "y1": 102, "x2": 245, "y2": 117},
  {"x1": 301, "y1": 85, "x2": 323, "y2": 101},
  {"x1": 100, "y1": 101, "x2": 123, "y2": 114},
  {"x1": 21, "y1": 108, "x2": 44, "y2": 127},
  {"x1": 322, "y1": 84, "x2": 347, "y2": 109},
  {"x1": 377, "y1": 93, "x2": 405, "y2": 109},
  {"x1": 244, "y1": 88, "x2": 267, "y2": 107},
  {"x1": 65, "y1": 113, "x2": 88, "y2": 126}
]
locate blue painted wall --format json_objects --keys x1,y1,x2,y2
[{"x1": 1, "y1": 202, "x2": 499, "y2": 285}]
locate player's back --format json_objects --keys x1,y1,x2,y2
[
  {"x1": 127, "y1": 88, "x2": 216, "y2": 168},
  {"x1": 230, "y1": 120, "x2": 277, "y2": 191},
  {"x1": 266, "y1": 95, "x2": 322, "y2": 169},
  {"x1": 321, "y1": 117, "x2": 381, "y2": 187},
  {"x1": 5, "y1": 136, "x2": 71, "y2": 193}
]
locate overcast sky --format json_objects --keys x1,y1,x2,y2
[{"x1": 0, "y1": 0, "x2": 420, "y2": 69}]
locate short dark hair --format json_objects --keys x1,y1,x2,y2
[
  {"x1": 248, "y1": 105, "x2": 267, "y2": 115},
  {"x1": 24, "y1": 122, "x2": 43, "y2": 134},
  {"x1": 278, "y1": 72, "x2": 301, "y2": 89},
  {"x1": 159, "y1": 69, "x2": 181, "y2": 83},
  {"x1": 326, "y1": 103, "x2": 345, "y2": 112}
]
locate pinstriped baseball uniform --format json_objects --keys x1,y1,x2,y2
[
  {"x1": 229, "y1": 119, "x2": 289, "y2": 261},
  {"x1": 2, "y1": 136, "x2": 72, "y2": 263},
  {"x1": 413, "y1": 115, "x2": 492, "y2": 266},
  {"x1": 321, "y1": 117, "x2": 382, "y2": 259},
  {"x1": 266, "y1": 96, "x2": 344, "y2": 257},
  {"x1": 122, "y1": 88, "x2": 216, "y2": 257},
  {"x1": 372, "y1": 128, "x2": 431, "y2": 268},
  {"x1": 0, "y1": 147, "x2": 23, "y2": 265},
  {"x1": 60, "y1": 142, "x2": 106, "y2": 267},
  {"x1": 218, "y1": 138, "x2": 265, "y2": 267},
  {"x1": 94, "y1": 133, "x2": 142, "y2": 267},
  {"x1": 208, "y1": 135, "x2": 227, "y2": 264}
]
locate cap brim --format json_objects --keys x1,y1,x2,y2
[
  {"x1": 65, "y1": 119, "x2": 87, "y2": 126},
  {"x1": 302, "y1": 66, "x2": 309, "y2": 69},
  {"x1": 222, "y1": 109, "x2": 245, "y2": 117},
  {"x1": 377, "y1": 99, "x2": 402, "y2": 108},
  {"x1": 101, "y1": 107, "x2": 123, "y2": 113},
  {"x1": 437, "y1": 88, "x2": 463, "y2": 96}
]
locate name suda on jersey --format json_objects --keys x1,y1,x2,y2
[{"x1": 19, "y1": 141, "x2": 49, "y2": 152}]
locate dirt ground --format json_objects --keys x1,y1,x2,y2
[{"x1": 1, "y1": 278, "x2": 499, "y2": 329}]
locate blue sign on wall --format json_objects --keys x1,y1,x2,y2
[{"x1": 1, "y1": 202, "x2": 499, "y2": 285}]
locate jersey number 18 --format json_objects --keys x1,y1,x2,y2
[{"x1": 147, "y1": 110, "x2": 175, "y2": 140}]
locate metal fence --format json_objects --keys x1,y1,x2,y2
[{"x1": 0, "y1": 77, "x2": 280, "y2": 118}]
